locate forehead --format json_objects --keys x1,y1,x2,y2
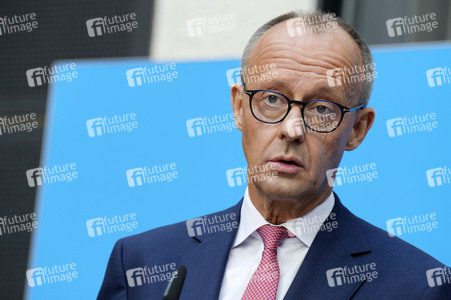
[
  {"x1": 248, "y1": 20, "x2": 362, "y2": 72},
  {"x1": 246, "y1": 20, "x2": 362, "y2": 102}
]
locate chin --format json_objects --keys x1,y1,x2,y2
[{"x1": 254, "y1": 177, "x2": 310, "y2": 201}]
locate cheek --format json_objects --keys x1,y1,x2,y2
[
  {"x1": 242, "y1": 116, "x2": 276, "y2": 162},
  {"x1": 241, "y1": 114, "x2": 259, "y2": 162},
  {"x1": 307, "y1": 137, "x2": 329, "y2": 165},
  {"x1": 314, "y1": 131, "x2": 349, "y2": 171},
  {"x1": 321, "y1": 142, "x2": 338, "y2": 167}
]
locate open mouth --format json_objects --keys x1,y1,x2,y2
[
  {"x1": 271, "y1": 157, "x2": 302, "y2": 167},
  {"x1": 269, "y1": 157, "x2": 303, "y2": 174},
  {"x1": 278, "y1": 159, "x2": 300, "y2": 166}
]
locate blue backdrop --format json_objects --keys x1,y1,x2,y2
[{"x1": 25, "y1": 43, "x2": 451, "y2": 299}]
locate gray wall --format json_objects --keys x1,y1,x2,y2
[{"x1": 342, "y1": 0, "x2": 451, "y2": 44}]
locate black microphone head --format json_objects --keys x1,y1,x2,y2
[
  {"x1": 176, "y1": 265, "x2": 187, "y2": 279},
  {"x1": 162, "y1": 265, "x2": 187, "y2": 300}
]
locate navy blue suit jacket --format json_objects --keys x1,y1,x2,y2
[{"x1": 98, "y1": 194, "x2": 451, "y2": 299}]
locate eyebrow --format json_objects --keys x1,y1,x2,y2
[{"x1": 254, "y1": 81, "x2": 344, "y2": 102}]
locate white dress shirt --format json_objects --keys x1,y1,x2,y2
[{"x1": 218, "y1": 187, "x2": 335, "y2": 300}]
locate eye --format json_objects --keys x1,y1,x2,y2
[
  {"x1": 315, "y1": 105, "x2": 328, "y2": 114},
  {"x1": 264, "y1": 94, "x2": 283, "y2": 105},
  {"x1": 308, "y1": 102, "x2": 335, "y2": 115}
]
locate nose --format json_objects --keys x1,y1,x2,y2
[{"x1": 278, "y1": 104, "x2": 305, "y2": 143}]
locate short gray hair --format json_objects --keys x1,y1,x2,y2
[{"x1": 241, "y1": 11, "x2": 374, "y2": 107}]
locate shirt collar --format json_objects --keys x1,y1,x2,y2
[{"x1": 233, "y1": 187, "x2": 335, "y2": 248}]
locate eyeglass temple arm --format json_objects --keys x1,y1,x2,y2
[{"x1": 344, "y1": 104, "x2": 364, "y2": 112}]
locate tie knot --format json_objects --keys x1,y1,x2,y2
[{"x1": 257, "y1": 224, "x2": 291, "y2": 251}]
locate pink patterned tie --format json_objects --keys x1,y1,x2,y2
[{"x1": 241, "y1": 225, "x2": 292, "y2": 300}]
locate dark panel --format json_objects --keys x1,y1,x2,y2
[
  {"x1": 318, "y1": 0, "x2": 343, "y2": 16},
  {"x1": 341, "y1": 0, "x2": 451, "y2": 45},
  {"x1": 0, "y1": 1, "x2": 154, "y2": 299}
]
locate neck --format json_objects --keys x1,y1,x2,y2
[{"x1": 248, "y1": 184, "x2": 331, "y2": 225}]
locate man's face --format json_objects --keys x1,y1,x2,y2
[{"x1": 232, "y1": 21, "x2": 374, "y2": 204}]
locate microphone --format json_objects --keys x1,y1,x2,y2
[{"x1": 161, "y1": 265, "x2": 187, "y2": 300}]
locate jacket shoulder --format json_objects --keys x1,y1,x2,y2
[
  {"x1": 355, "y1": 213, "x2": 443, "y2": 267},
  {"x1": 115, "y1": 201, "x2": 241, "y2": 263}
]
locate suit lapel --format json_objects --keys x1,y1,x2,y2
[
  {"x1": 176, "y1": 194, "x2": 373, "y2": 299},
  {"x1": 284, "y1": 194, "x2": 372, "y2": 299},
  {"x1": 178, "y1": 200, "x2": 242, "y2": 300}
]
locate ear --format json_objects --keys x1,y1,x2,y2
[
  {"x1": 345, "y1": 107, "x2": 375, "y2": 151},
  {"x1": 231, "y1": 83, "x2": 244, "y2": 131}
]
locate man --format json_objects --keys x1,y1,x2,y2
[{"x1": 98, "y1": 11, "x2": 451, "y2": 299}]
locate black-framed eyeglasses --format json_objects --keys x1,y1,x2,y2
[{"x1": 244, "y1": 88, "x2": 363, "y2": 133}]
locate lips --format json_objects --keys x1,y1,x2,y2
[
  {"x1": 269, "y1": 156, "x2": 303, "y2": 174},
  {"x1": 271, "y1": 156, "x2": 302, "y2": 166}
]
